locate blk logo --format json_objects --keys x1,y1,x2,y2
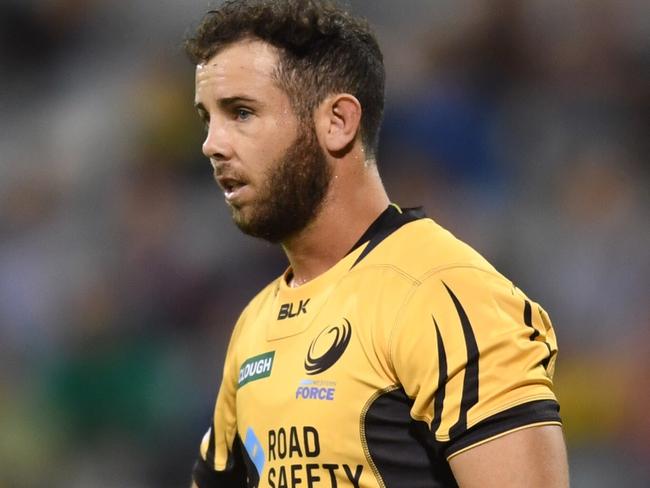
[
  {"x1": 305, "y1": 319, "x2": 352, "y2": 375},
  {"x1": 278, "y1": 299, "x2": 310, "y2": 320}
]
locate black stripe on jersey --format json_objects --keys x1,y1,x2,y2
[
  {"x1": 443, "y1": 284, "x2": 480, "y2": 440},
  {"x1": 431, "y1": 316, "x2": 448, "y2": 435},
  {"x1": 193, "y1": 433, "x2": 249, "y2": 487},
  {"x1": 541, "y1": 352, "x2": 552, "y2": 370},
  {"x1": 523, "y1": 300, "x2": 540, "y2": 340},
  {"x1": 524, "y1": 300, "x2": 554, "y2": 370},
  {"x1": 444, "y1": 399, "x2": 561, "y2": 459},
  {"x1": 350, "y1": 205, "x2": 426, "y2": 268},
  {"x1": 362, "y1": 386, "x2": 458, "y2": 487},
  {"x1": 537, "y1": 307, "x2": 556, "y2": 370}
]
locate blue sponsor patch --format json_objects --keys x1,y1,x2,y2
[{"x1": 244, "y1": 427, "x2": 265, "y2": 476}]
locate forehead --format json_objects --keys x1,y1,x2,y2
[{"x1": 195, "y1": 39, "x2": 281, "y2": 99}]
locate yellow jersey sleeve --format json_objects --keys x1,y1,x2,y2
[
  {"x1": 193, "y1": 308, "x2": 249, "y2": 487},
  {"x1": 390, "y1": 265, "x2": 561, "y2": 460}
]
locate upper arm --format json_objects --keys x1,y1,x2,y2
[
  {"x1": 391, "y1": 266, "x2": 562, "y2": 460},
  {"x1": 449, "y1": 424, "x2": 569, "y2": 487}
]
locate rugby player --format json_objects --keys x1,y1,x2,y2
[{"x1": 186, "y1": 1, "x2": 569, "y2": 486}]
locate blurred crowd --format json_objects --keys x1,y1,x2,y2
[{"x1": 0, "y1": 1, "x2": 648, "y2": 486}]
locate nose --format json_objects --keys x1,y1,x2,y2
[{"x1": 202, "y1": 119, "x2": 233, "y2": 161}]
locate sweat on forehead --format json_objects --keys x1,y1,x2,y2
[
  {"x1": 193, "y1": 41, "x2": 300, "y2": 122},
  {"x1": 195, "y1": 40, "x2": 283, "y2": 84}
]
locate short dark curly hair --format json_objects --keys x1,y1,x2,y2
[{"x1": 185, "y1": 0, "x2": 385, "y2": 156}]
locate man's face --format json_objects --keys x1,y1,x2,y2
[{"x1": 194, "y1": 39, "x2": 332, "y2": 243}]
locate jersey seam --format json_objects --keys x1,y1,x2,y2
[
  {"x1": 347, "y1": 263, "x2": 421, "y2": 375},
  {"x1": 346, "y1": 262, "x2": 421, "y2": 285},
  {"x1": 433, "y1": 394, "x2": 558, "y2": 443},
  {"x1": 410, "y1": 412, "x2": 432, "y2": 424},
  {"x1": 360, "y1": 385, "x2": 400, "y2": 488},
  {"x1": 387, "y1": 264, "x2": 527, "y2": 388},
  {"x1": 386, "y1": 281, "x2": 422, "y2": 374},
  {"x1": 416, "y1": 263, "x2": 506, "y2": 284},
  {"x1": 445, "y1": 421, "x2": 563, "y2": 461},
  {"x1": 386, "y1": 265, "x2": 497, "y2": 375}
]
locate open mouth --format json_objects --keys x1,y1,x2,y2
[
  {"x1": 217, "y1": 176, "x2": 248, "y2": 202},
  {"x1": 222, "y1": 178, "x2": 242, "y2": 193}
]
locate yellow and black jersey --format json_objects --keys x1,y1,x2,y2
[{"x1": 193, "y1": 205, "x2": 561, "y2": 488}]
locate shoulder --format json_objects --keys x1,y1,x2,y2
[{"x1": 359, "y1": 217, "x2": 500, "y2": 282}]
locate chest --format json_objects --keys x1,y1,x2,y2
[
  {"x1": 235, "y1": 295, "x2": 391, "y2": 427},
  {"x1": 234, "y1": 275, "x2": 410, "y2": 448}
]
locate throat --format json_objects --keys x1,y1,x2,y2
[{"x1": 286, "y1": 270, "x2": 308, "y2": 288}]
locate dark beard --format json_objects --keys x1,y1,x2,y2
[{"x1": 231, "y1": 125, "x2": 332, "y2": 243}]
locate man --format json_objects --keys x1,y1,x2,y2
[{"x1": 186, "y1": 1, "x2": 569, "y2": 487}]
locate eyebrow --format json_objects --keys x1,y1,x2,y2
[{"x1": 194, "y1": 96, "x2": 259, "y2": 112}]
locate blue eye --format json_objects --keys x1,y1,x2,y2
[{"x1": 236, "y1": 108, "x2": 252, "y2": 121}]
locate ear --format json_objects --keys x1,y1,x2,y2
[{"x1": 315, "y1": 94, "x2": 362, "y2": 154}]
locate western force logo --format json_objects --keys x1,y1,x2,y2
[
  {"x1": 305, "y1": 319, "x2": 352, "y2": 375},
  {"x1": 239, "y1": 351, "x2": 275, "y2": 388},
  {"x1": 295, "y1": 379, "x2": 336, "y2": 401}
]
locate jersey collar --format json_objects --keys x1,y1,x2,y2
[
  {"x1": 281, "y1": 204, "x2": 426, "y2": 292},
  {"x1": 349, "y1": 204, "x2": 426, "y2": 268}
]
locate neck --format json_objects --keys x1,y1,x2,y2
[{"x1": 282, "y1": 161, "x2": 389, "y2": 287}]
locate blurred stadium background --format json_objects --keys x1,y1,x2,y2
[{"x1": 0, "y1": 0, "x2": 648, "y2": 486}]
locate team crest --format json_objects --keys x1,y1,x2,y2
[{"x1": 305, "y1": 319, "x2": 352, "y2": 375}]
